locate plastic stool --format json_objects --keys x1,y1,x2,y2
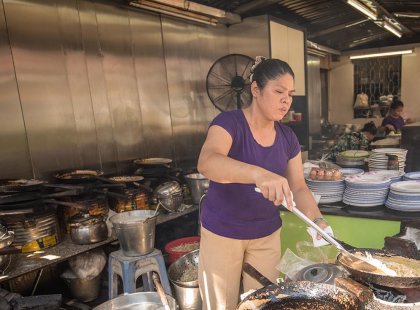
[{"x1": 108, "y1": 248, "x2": 172, "y2": 299}]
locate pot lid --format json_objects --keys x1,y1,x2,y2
[
  {"x1": 296, "y1": 263, "x2": 343, "y2": 285},
  {"x1": 155, "y1": 181, "x2": 182, "y2": 197}
]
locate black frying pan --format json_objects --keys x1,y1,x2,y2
[
  {"x1": 54, "y1": 169, "x2": 112, "y2": 184},
  {"x1": 239, "y1": 263, "x2": 360, "y2": 310},
  {"x1": 337, "y1": 248, "x2": 420, "y2": 288},
  {"x1": 0, "y1": 179, "x2": 46, "y2": 193}
]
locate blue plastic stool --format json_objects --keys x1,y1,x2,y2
[{"x1": 108, "y1": 249, "x2": 172, "y2": 299}]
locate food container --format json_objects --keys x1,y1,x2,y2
[
  {"x1": 110, "y1": 210, "x2": 157, "y2": 256},
  {"x1": 68, "y1": 214, "x2": 108, "y2": 245},
  {"x1": 155, "y1": 181, "x2": 183, "y2": 212},
  {"x1": 164, "y1": 236, "x2": 200, "y2": 264}
]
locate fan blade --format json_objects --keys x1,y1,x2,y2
[
  {"x1": 213, "y1": 88, "x2": 234, "y2": 103},
  {"x1": 209, "y1": 71, "x2": 232, "y2": 85},
  {"x1": 207, "y1": 84, "x2": 232, "y2": 90},
  {"x1": 241, "y1": 59, "x2": 254, "y2": 79}
]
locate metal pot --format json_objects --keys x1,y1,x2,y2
[
  {"x1": 184, "y1": 173, "x2": 209, "y2": 205},
  {"x1": 94, "y1": 292, "x2": 178, "y2": 310},
  {"x1": 68, "y1": 214, "x2": 108, "y2": 245},
  {"x1": 155, "y1": 181, "x2": 183, "y2": 212},
  {"x1": 0, "y1": 225, "x2": 14, "y2": 249},
  {"x1": 0, "y1": 254, "x2": 11, "y2": 272}
]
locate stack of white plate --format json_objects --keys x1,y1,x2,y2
[
  {"x1": 403, "y1": 171, "x2": 420, "y2": 181},
  {"x1": 366, "y1": 170, "x2": 405, "y2": 183},
  {"x1": 385, "y1": 181, "x2": 420, "y2": 212},
  {"x1": 339, "y1": 168, "x2": 364, "y2": 177},
  {"x1": 343, "y1": 174, "x2": 391, "y2": 207},
  {"x1": 305, "y1": 178, "x2": 345, "y2": 203},
  {"x1": 336, "y1": 150, "x2": 369, "y2": 167},
  {"x1": 368, "y1": 148, "x2": 407, "y2": 172}
]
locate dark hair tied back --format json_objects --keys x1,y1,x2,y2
[
  {"x1": 361, "y1": 121, "x2": 377, "y2": 136},
  {"x1": 390, "y1": 96, "x2": 404, "y2": 110},
  {"x1": 249, "y1": 56, "x2": 295, "y2": 89}
]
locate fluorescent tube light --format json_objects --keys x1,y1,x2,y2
[
  {"x1": 349, "y1": 49, "x2": 412, "y2": 59},
  {"x1": 383, "y1": 22, "x2": 402, "y2": 38},
  {"x1": 130, "y1": 0, "x2": 218, "y2": 25},
  {"x1": 347, "y1": 0, "x2": 377, "y2": 20}
]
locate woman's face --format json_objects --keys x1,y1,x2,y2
[
  {"x1": 252, "y1": 73, "x2": 295, "y2": 121},
  {"x1": 391, "y1": 106, "x2": 404, "y2": 118}
]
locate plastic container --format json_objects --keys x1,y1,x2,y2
[
  {"x1": 109, "y1": 210, "x2": 157, "y2": 256},
  {"x1": 164, "y1": 236, "x2": 200, "y2": 264}
]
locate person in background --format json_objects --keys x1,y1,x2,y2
[
  {"x1": 326, "y1": 121, "x2": 377, "y2": 162},
  {"x1": 197, "y1": 56, "x2": 329, "y2": 309},
  {"x1": 380, "y1": 97, "x2": 413, "y2": 134}
]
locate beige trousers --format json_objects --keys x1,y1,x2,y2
[{"x1": 198, "y1": 227, "x2": 281, "y2": 310}]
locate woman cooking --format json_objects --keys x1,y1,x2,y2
[{"x1": 197, "y1": 56, "x2": 329, "y2": 309}]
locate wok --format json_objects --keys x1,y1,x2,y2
[
  {"x1": 238, "y1": 263, "x2": 360, "y2": 310},
  {"x1": 337, "y1": 248, "x2": 420, "y2": 288}
]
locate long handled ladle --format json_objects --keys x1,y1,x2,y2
[{"x1": 254, "y1": 187, "x2": 395, "y2": 275}]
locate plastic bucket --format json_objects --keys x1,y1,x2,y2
[
  {"x1": 110, "y1": 210, "x2": 157, "y2": 256},
  {"x1": 184, "y1": 173, "x2": 209, "y2": 204},
  {"x1": 164, "y1": 236, "x2": 200, "y2": 264}
]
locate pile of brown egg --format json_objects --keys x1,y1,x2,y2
[{"x1": 309, "y1": 168, "x2": 342, "y2": 181}]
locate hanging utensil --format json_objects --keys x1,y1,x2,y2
[{"x1": 152, "y1": 272, "x2": 170, "y2": 310}]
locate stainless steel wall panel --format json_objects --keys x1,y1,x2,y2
[
  {"x1": 78, "y1": 0, "x2": 118, "y2": 173},
  {"x1": 129, "y1": 11, "x2": 173, "y2": 159},
  {"x1": 307, "y1": 55, "x2": 322, "y2": 135},
  {"x1": 0, "y1": 0, "x2": 32, "y2": 178},
  {"x1": 161, "y1": 19, "x2": 228, "y2": 169},
  {"x1": 228, "y1": 15, "x2": 270, "y2": 58},
  {"x1": 95, "y1": 2, "x2": 144, "y2": 167},
  {"x1": 5, "y1": 0, "x2": 81, "y2": 178},
  {"x1": 57, "y1": 0, "x2": 101, "y2": 170}
]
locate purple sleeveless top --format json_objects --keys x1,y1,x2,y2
[
  {"x1": 381, "y1": 115, "x2": 404, "y2": 131},
  {"x1": 200, "y1": 110, "x2": 301, "y2": 239}
]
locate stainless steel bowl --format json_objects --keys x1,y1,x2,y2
[
  {"x1": 94, "y1": 292, "x2": 177, "y2": 310},
  {"x1": 168, "y1": 249, "x2": 199, "y2": 287},
  {"x1": 158, "y1": 193, "x2": 183, "y2": 212},
  {"x1": 155, "y1": 181, "x2": 182, "y2": 197}
]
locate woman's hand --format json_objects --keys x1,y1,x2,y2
[
  {"x1": 314, "y1": 218, "x2": 330, "y2": 240},
  {"x1": 255, "y1": 171, "x2": 293, "y2": 209}
]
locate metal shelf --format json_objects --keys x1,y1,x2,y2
[{"x1": 0, "y1": 205, "x2": 198, "y2": 283}]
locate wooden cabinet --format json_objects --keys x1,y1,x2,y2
[{"x1": 270, "y1": 21, "x2": 306, "y2": 95}]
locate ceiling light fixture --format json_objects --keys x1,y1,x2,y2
[
  {"x1": 349, "y1": 49, "x2": 412, "y2": 59},
  {"x1": 129, "y1": 0, "x2": 240, "y2": 26},
  {"x1": 347, "y1": 0, "x2": 377, "y2": 21},
  {"x1": 383, "y1": 22, "x2": 403, "y2": 38}
]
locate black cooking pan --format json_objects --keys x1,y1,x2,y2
[
  {"x1": 0, "y1": 179, "x2": 46, "y2": 193},
  {"x1": 238, "y1": 263, "x2": 360, "y2": 310},
  {"x1": 337, "y1": 248, "x2": 420, "y2": 288},
  {"x1": 54, "y1": 169, "x2": 114, "y2": 184}
]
